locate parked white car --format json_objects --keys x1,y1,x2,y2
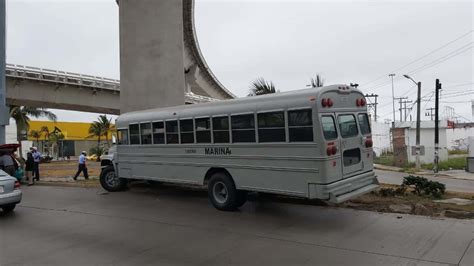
[{"x1": 0, "y1": 170, "x2": 22, "y2": 214}]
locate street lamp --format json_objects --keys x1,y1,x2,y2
[{"x1": 403, "y1": 74, "x2": 421, "y2": 170}]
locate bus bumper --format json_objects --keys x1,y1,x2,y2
[{"x1": 308, "y1": 171, "x2": 379, "y2": 203}]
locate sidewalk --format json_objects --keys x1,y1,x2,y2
[{"x1": 374, "y1": 164, "x2": 474, "y2": 181}]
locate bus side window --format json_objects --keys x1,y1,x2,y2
[
  {"x1": 166, "y1": 120, "x2": 179, "y2": 144},
  {"x1": 357, "y1": 113, "x2": 371, "y2": 135},
  {"x1": 180, "y1": 119, "x2": 195, "y2": 144},
  {"x1": 231, "y1": 114, "x2": 256, "y2": 143},
  {"x1": 129, "y1": 124, "x2": 140, "y2": 145},
  {"x1": 152, "y1": 122, "x2": 165, "y2": 144},
  {"x1": 212, "y1": 116, "x2": 230, "y2": 143},
  {"x1": 196, "y1": 118, "x2": 211, "y2": 143},
  {"x1": 258, "y1": 111, "x2": 285, "y2": 142},
  {"x1": 321, "y1": 116, "x2": 337, "y2": 140},
  {"x1": 288, "y1": 109, "x2": 313, "y2": 142},
  {"x1": 140, "y1": 123, "x2": 152, "y2": 145},
  {"x1": 118, "y1": 129, "x2": 129, "y2": 145}
]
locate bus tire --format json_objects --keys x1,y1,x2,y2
[
  {"x1": 208, "y1": 172, "x2": 238, "y2": 211},
  {"x1": 100, "y1": 165, "x2": 127, "y2": 192},
  {"x1": 235, "y1": 190, "x2": 248, "y2": 208}
]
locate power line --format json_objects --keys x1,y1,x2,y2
[{"x1": 361, "y1": 30, "x2": 473, "y2": 86}]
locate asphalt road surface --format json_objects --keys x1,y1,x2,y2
[
  {"x1": 376, "y1": 169, "x2": 474, "y2": 193},
  {"x1": 1, "y1": 185, "x2": 473, "y2": 266}
]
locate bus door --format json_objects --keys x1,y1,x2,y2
[{"x1": 336, "y1": 113, "x2": 363, "y2": 177}]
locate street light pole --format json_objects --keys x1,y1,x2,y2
[
  {"x1": 404, "y1": 75, "x2": 421, "y2": 170},
  {"x1": 389, "y1": 74, "x2": 396, "y2": 127}
]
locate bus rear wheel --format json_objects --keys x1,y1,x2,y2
[
  {"x1": 100, "y1": 165, "x2": 127, "y2": 192},
  {"x1": 208, "y1": 172, "x2": 238, "y2": 211}
]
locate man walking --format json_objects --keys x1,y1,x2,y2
[
  {"x1": 31, "y1": 147, "x2": 41, "y2": 181},
  {"x1": 73, "y1": 151, "x2": 89, "y2": 180}
]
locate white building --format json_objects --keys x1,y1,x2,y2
[{"x1": 394, "y1": 120, "x2": 448, "y2": 164}]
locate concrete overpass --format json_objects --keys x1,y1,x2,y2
[{"x1": 5, "y1": 63, "x2": 218, "y2": 115}]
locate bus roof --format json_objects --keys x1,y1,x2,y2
[{"x1": 116, "y1": 84, "x2": 364, "y2": 127}]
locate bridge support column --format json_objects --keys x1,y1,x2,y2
[
  {"x1": 0, "y1": 0, "x2": 7, "y2": 145},
  {"x1": 119, "y1": 0, "x2": 186, "y2": 113}
]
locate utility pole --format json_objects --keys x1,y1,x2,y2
[
  {"x1": 402, "y1": 99, "x2": 413, "y2": 121},
  {"x1": 434, "y1": 79, "x2": 441, "y2": 173},
  {"x1": 395, "y1": 97, "x2": 408, "y2": 122},
  {"x1": 389, "y1": 74, "x2": 396, "y2": 126},
  {"x1": 425, "y1": 107, "x2": 435, "y2": 120},
  {"x1": 0, "y1": 1, "x2": 6, "y2": 145},
  {"x1": 415, "y1": 81, "x2": 421, "y2": 171},
  {"x1": 365, "y1": 94, "x2": 379, "y2": 121}
]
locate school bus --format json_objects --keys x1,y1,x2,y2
[{"x1": 100, "y1": 85, "x2": 378, "y2": 211}]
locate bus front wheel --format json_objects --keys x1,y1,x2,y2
[
  {"x1": 208, "y1": 172, "x2": 239, "y2": 211},
  {"x1": 100, "y1": 165, "x2": 127, "y2": 192}
]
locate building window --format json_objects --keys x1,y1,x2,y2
[
  {"x1": 288, "y1": 109, "x2": 313, "y2": 142},
  {"x1": 129, "y1": 124, "x2": 140, "y2": 145},
  {"x1": 195, "y1": 118, "x2": 211, "y2": 143},
  {"x1": 166, "y1": 120, "x2": 179, "y2": 144},
  {"x1": 117, "y1": 129, "x2": 129, "y2": 145},
  {"x1": 213, "y1": 116, "x2": 230, "y2": 143},
  {"x1": 180, "y1": 119, "x2": 194, "y2": 144},
  {"x1": 258, "y1": 111, "x2": 285, "y2": 142},
  {"x1": 321, "y1": 116, "x2": 337, "y2": 140},
  {"x1": 140, "y1": 123, "x2": 152, "y2": 145},
  {"x1": 152, "y1": 122, "x2": 165, "y2": 144},
  {"x1": 231, "y1": 114, "x2": 256, "y2": 143},
  {"x1": 358, "y1": 113, "x2": 371, "y2": 135},
  {"x1": 338, "y1": 114, "x2": 358, "y2": 138}
]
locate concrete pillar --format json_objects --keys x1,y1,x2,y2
[
  {"x1": 119, "y1": 0, "x2": 185, "y2": 113},
  {"x1": 0, "y1": 0, "x2": 7, "y2": 145}
]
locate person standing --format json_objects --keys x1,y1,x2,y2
[
  {"x1": 31, "y1": 147, "x2": 41, "y2": 181},
  {"x1": 73, "y1": 151, "x2": 89, "y2": 180},
  {"x1": 25, "y1": 152, "x2": 34, "y2": 185}
]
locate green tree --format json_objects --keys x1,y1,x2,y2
[
  {"x1": 9, "y1": 106, "x2": 56, "y2": 158},
  {"x1": 88, "y1": 121, "x2": 104, "y2": 156},
  {"x1": 40, "y1": 126, "x2": 50, "y2": 155},
  {"x1": 310, "y1": 74, "x2": 324, "y2": 88},
  {"x1": 29, "y1": 130, "x2": 42, "y2": 147},
  {"x1": 248, "y1": 77, "x2": 276, "y2": 96},
  {"x1": 96, "y1": 115, "x2": 114, "y2": 147},
  {"x1": 49, "y1": 131, "x2": 64, "y2": 160}
]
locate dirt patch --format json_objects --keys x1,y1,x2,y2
[{"x1": 37, "y1": 160, "x2": 101, "y2": 179}]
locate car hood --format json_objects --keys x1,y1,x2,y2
[{"x1": 0, "y1": 169, "x2": 15, "y2": 182}]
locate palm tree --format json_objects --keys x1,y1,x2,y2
[
  {"x1": 95, "y1": 115, "x2": 114, "y2": 147},
  {"x1": 40, "y1": 126, "x2": 50, "y2": 155},
  {"x1": 9, "y1": 106, "x2": 57, "y2": 158},
  {"x1": 49, "y1": 131, "x2": 64, "y2": 160},
  {"x1": 88, "y1": 121, "x2": 104, "y2": 156},
  {"x1": 310, "y1": 74, "x2": 324, "y2": 88},
  {"x1": 29, "y1": 130, "x2": 42, "y2": 148},
  {"x1": 248, "y1": 77, "x2": 276, "y2": 96}
]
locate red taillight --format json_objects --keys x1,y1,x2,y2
[
  {"x1": 322, "y1": 98, "x2": 328, "y2": 107},
  {"x1": 327, "y1": 98, "x2": 333, "y2": 107},
  {"x1": 14, "y1": 181, "x2": 20, "y2": 189},
  {"x1": 356, "y1": 99, "x2": 361, "y2": 106},
  {"x1": 327, "y1": 145, "x2": 337, "y2": 156},
  {"x1": 365, "y1": 139, "x2": 373, "y2": 148},
  {"x1": 356, "y1": 98, "x2": 366, "y2": 107}
]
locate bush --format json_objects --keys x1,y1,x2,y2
[{"x1": 402, "y1": 175, "x2": 445, "y2": 198}]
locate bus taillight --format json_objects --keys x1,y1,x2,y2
[
  {"x1": 356, "y1": 98, "x2": 366, "y2": 107},
  {"x1": 321, "y1": 98, "x2": 333, "y2": 108},
  {"x1": 326, "y1": 145, "x2": 337, "y2": 156},
  {"x1": 365, "y1": 138, "x2": 373, "y2": 148}
]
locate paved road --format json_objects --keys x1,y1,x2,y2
[
  {"x1": 376, "y1": 169, "x2": 474, "y2": 193},
  {"x1": 1, "y1": 185, "x2": 473, "y2": 266}
]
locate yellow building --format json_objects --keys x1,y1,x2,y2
[{"x1": 27, "y1": 121, "x2": 114, "y2": 157}]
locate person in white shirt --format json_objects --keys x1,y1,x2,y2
[
  {"x1": 31, "y1": 147, "x2": 41, "y2": 181},
  {"x1": 73, "y1": 151, "x2": 89, "y2": 180}
]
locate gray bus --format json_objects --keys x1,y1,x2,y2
[{"x1": 100, "y1": 85, "x2": 378, "y2": 211}]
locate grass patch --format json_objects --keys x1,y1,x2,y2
[
  {"x1": 422, "y1": 157, "x2": 467, "y2": 171},
  {"x1": 448, "y1": 150, "x2": 468, "y2": 155},
  {"x1": 374, "y1": 155, "x2": 394, "y2": 166}
]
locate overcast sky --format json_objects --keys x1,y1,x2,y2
[{"x1": 6, "y1": 0, "x2": 473, "y2": 122}]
